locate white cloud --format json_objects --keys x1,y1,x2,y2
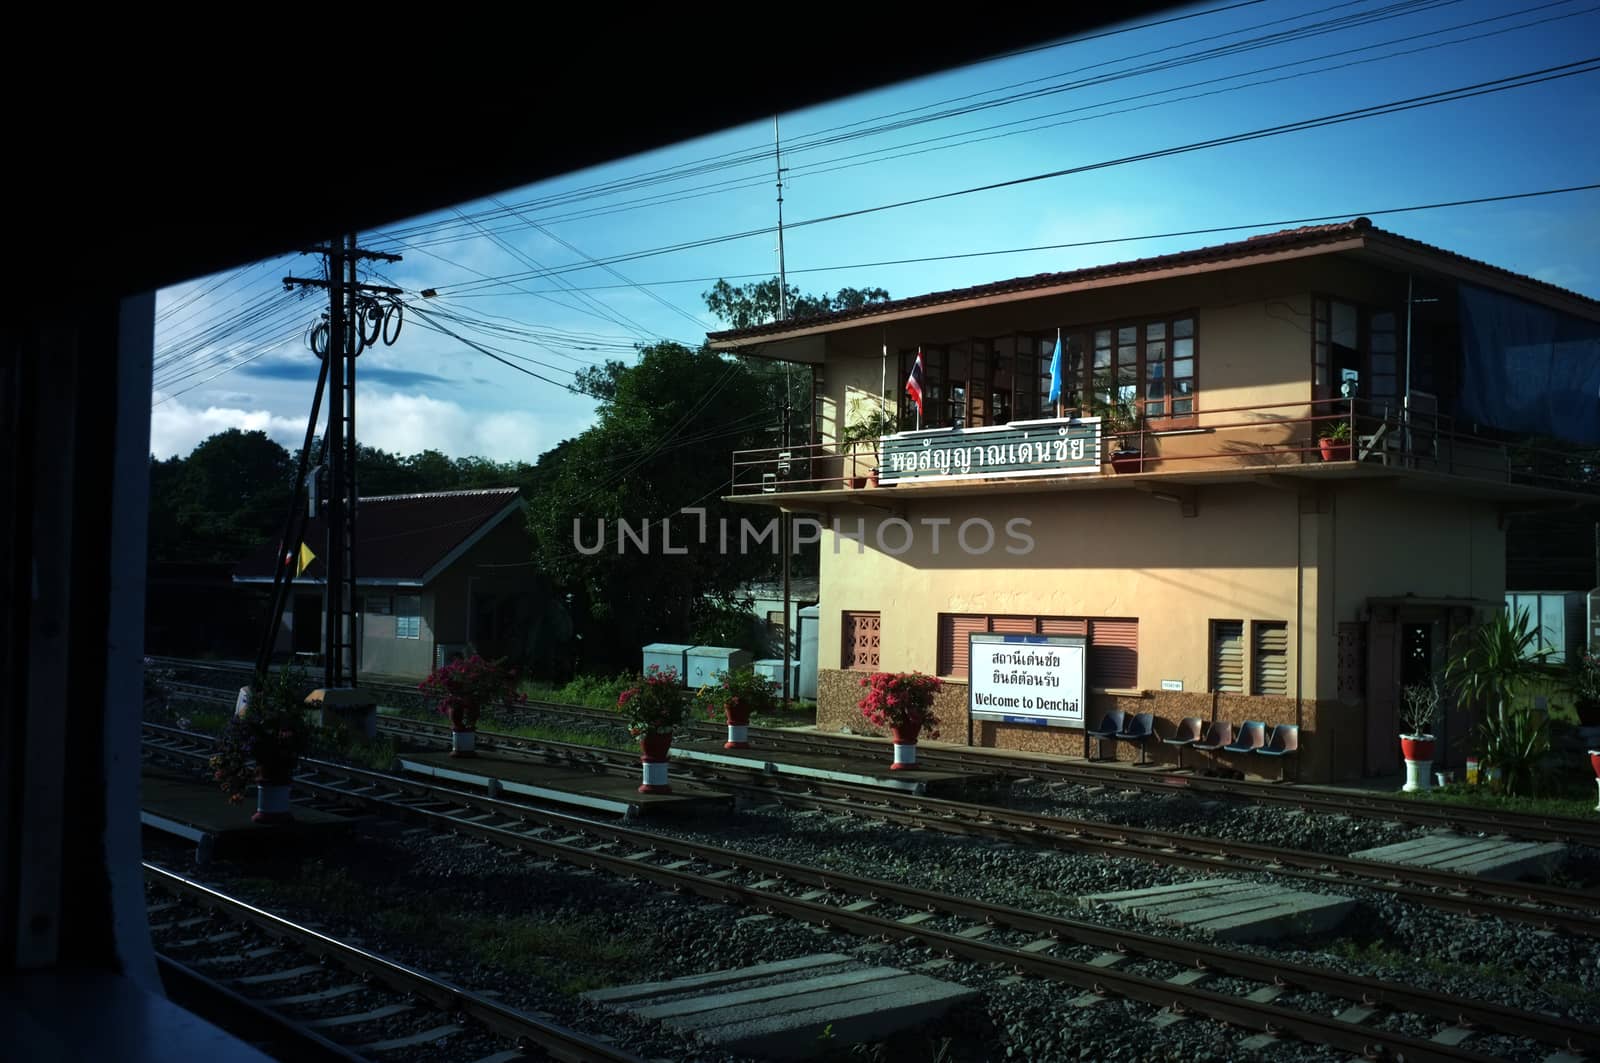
[
  {"x1": 346, "y1": 392, "x2": 571, "y2": 463},
  {"x1": 149, "y1": 396, "x2": 306, "y2": 458}
]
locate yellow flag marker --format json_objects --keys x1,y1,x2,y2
[{"x1": 297, "y1": 542, "x2": 316, "y2": 577}]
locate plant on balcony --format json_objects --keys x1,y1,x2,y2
[
  {"x1": 1319, "y1": 418, "x2": 1353, "y2": 461},
  {"x1": 840, "y1": 403, "x2": 893, "y2": 487},
  {"x1": 1094, "y1": 396, "x2": 1143, "y2": 472}
]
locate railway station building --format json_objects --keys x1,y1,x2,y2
[{"x1": 710, "y1": 218, "x2": 1600, "y2": 783}]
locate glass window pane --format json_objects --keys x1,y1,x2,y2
[
  {"x1": 1146, "y1": 341, "x2": 1166, "y2": 362},
  {"x1": 1371, "y1": 333, "x2": 1395, "y2": 353},
  {"x1": 1173, "y1": 338, "x2": 1193, "y2": 358},
  {"x1": 1315, "y1": 364, "x2": 1329, "y2": 386},
  {"x1": 1118, "y1": 326, "x2": 1137, "y2": 344},
  {"x1": 1117, "y1": 345, "x2": 1137, "y2": 367},
  {"x1": 1174, "y1": 398, "x2": 1193, "y2": 414},
  {"x1": 1093, "y1": 346, "x2": 1111, "y2": 369},
  {"x1": 1146, "y1": 379, "x2": 1165, "y2": 400},
  {"x1": 1117, "y1": 362, "x2": 1137, "y2": 385},
  {"x1": 1372, "y1": 311, "x2": 1396, "y2": 330},
  {"x1": 1175, "y1": 379, "x2": 1195, "y2": 396},
  {"x1": 1371, "y1": 353, "x2": 1395, "y2": 374},
  {"x1": 1332, "y1": 302, "x2": 1357, "y2": 349},
  {"x1": 1173, "y1": 358, "x2": 1194, "y2": 378},
  {"x1": 1314, "y1": 322, "x2": 1328, "y2": 341},
  {"x1": 1146, "y1": 401, "x2": 1165, "y2": 417},
  {"x1": 1173, "y1": 318, "x2": 1194, "y2": 338},
  {"x1": 1146, "y1": 322, "x2": 1165, "y2": 340},
  {"x1": 1095, "y1": 329, "x2": 1111, "y2": 346}
]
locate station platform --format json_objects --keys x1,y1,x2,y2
[
  {"x1": 670, "y1": 737, "x2": 993, "y2": 796},
  {"x1": 397, "y1": 751, "x2": 733, "y2": 819},
  {"x1": 140, "y1": 768, "x2": 350, "y2": 861}
]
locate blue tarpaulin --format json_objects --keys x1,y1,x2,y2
[{"x1": 1457, "y1": 284, "x2": 1600, "y2": 444}]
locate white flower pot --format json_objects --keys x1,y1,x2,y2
[
  {"x1": 1402, "y1": 758, "x2": 1432, "y2": 792},
  {"x1": 450, "y1": 730, "x2": 476, "y2": 756},
  {"x1": 252, "y1": 783, "x2": 292, "y2": 824}
]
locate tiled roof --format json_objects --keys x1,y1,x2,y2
[
  {"x1": 233, "y1": 487, "x2": 522, "y2": 584},
  {"x1": 706, "y1": 218, "x2": 1599, "y2": 342}
]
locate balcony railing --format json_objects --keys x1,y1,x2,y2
[{"x1": 729, "y1": 397, "x2": 1600, "y2": 497}]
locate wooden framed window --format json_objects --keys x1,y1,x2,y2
[
  {"x1": 937, "y1": 613, "x2": 1137, "y2": 689},
  {"x1": 842, "y1": 611, "x2": 881, "y2": 670},
  {"x1": 1252, "y1": 621, "x2": 1289, "y2": 696},
  {"x1": 1210, "y1": 620, "x2": 1245, "y2": 693}
]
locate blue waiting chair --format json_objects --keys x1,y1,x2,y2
[
  {"x1": 1084, "y1": 709, "x2": 1125, "y2": 761},
  {"x1": 1114, "y1": 711, "x2": 1155, "y2": 765},
  {"x1": 1223, "y1": 720, "x2": 1267, "y2": 755},
  {"x1": 1190, "y1": 720, "x2": 1233, "y2": 757},
  {"x1": 1255, "y1": 724, "x2": 1299, "y2": 781},
  {"x1": 1161, "y1": 717, "x2": 1206, "y2": 769}
]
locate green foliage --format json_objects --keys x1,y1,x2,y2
[
  {"x1": 1444, "y1": 608, "x2": 1551, "y2": 716},
  {"x1": 694, "y1": 667, "x2": 779, "y2": 723},
  {"x1": 1321, "y1": 419, "x2": 1352, "y2": 442},
  {"x1": 702, "y1": 278, "x2": 890, "y2": 330},
  {"x1": 1570, "y1": 652, "x2": 1600, "y2": 707},
  {"x1": 209, "y1": 665, "x2": 315, "y2": 802},
  {"x1": 546, "y1": 672, "x2": 636, "y2": 710},
  {"x1": 617, "y1": 667, "x2": 687, "y2": 738},
  {"x1": 148, "y1": 428, "x2": 294, "y2": 562},
  {"x1": 1472, "y1": 704, "x2": 1551, "y2": 797}
]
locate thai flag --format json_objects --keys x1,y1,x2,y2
[{"x1": 904, "y1": 348, "x2": 925, "y2": 417}]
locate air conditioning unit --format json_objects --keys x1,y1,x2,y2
[{"x1": 435, "y1": 643, "x2": 469, "y2": 669}]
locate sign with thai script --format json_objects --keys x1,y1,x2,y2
[
  {"x1": 968, "y1": 633, "x2": 1086, "y2": 728},
  {"x1": 879, "y1": 417, "x2": 1102, "y2": 484}
]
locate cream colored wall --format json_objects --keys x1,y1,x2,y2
[
  {"x1": 1320, "y1": 483, "x2": 1505, "y2": 698},
  {"x1": 815, "y1": 484, "x2": 1313, "y2": 695}
]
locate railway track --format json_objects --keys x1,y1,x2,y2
[
  {"x1": 146, "y1": 861, "x2": 643, "y2": 1062},
  {"x1": 139, "y1": 728, "x2": 1600, "y2": 1062},
  {"x1": 367, "y1": 715, "x2": 1600, "y2": 939},
  {"x1": 149, "y1": 656, "x2": 1600, "y2": 849}
]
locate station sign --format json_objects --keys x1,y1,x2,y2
[
  {"x1": 968, "y1": 633, "x2": 1086, "y2": 728},
  {"x1": 879, "y1": 417, "x2": 1102, "y2": 484}
]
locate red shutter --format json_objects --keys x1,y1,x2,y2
[
  {"x1": 1039, "y1": 617, "x2": 1088, "y2": 637},
  {"x1": 938, "y1": 615, "x2": 986, "y2": 677},
  {"x1": 990, "y1": 616, "x2": 1035, "y2": 634},
  {"x1": 842, "y1": 611, "x2": 881, "y2": 671},
  {"x1": 1089, "y1": 618, "x2": 1139, "y2": 689}
]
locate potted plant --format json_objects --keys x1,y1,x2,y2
[
  {"x1": 1570, "y1": 652, "x2": 1600, "y2": 727},
  {"x1": 1589, "y1": 748, "x2": 1600, "y2": 812},
  {"x1": 210, "y1": 665, "x2": 314, "y2": 823},
  {"x1": 857, "y1": 671, "x2": 942, "y2": 770},
  {"x1": 695, "y1": 667, "x2": 777, "y2": 749},
  {"x1": 1398, "y1": 679, "x2": 1441, "y2": 793},
  {"x1": 1095, "y1": 397, "x2": 1142, "y2": 473},
  {"x1": 1444, "y1": 608, "x2": 1552, "y2": 796},
  {"x1": 619, "y1": 665, "x2": 687, "y2": 792},
  {"x1": 418, "y1": 654, "x2": 525, "y2": 757},
  {"x1": 1319, "y1": 419, "x2": 1353, "y2": 461},
  {"x1": 839, "y1": 403, "x2": 892, "y2": 488}
]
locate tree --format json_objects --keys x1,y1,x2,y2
[
  {"x1": 703, "y1": 278, "x2": 890, "y2": 330},
  {"x1": 527, "y1": 342, "x2": 791, "y2": 672},
  {"x1": 149, "y1": 429, "x2": 294, "y2": 563}
]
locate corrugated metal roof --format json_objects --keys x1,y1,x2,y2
[
  {"x1": 233, "y1": 487, "x2": 522, "y2": 583},
  {"x1": 706, "y1": 218, "x2": 1599, "y2": 342}
]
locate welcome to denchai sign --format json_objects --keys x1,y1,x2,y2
[{"x1": 968, "y1": 633, "x2": 1086, "y2": 728}]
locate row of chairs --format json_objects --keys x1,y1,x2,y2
[{"x1": 1084, "y1": 712, "x2": 1299, "y2": 779}]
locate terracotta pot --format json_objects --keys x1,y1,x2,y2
[
  {"x1": 450, "y1": 729, "x2": 476, "y2": 756},
  {"x1": 1319, "y1": 438, "x2": 1352, "y2": 461},
  {"x1": 1400, "y1": 735, "x2": 1436, "y2": 762},
  {"x1": 1589, "y1": 750, "x2": 1600, "y2": 778},
  {"x1": 890, "y1": 719, "x2": 922, "y2": 771},
  {"x1": 639, "y1": 731, "x2": 672, "y2": 793},
  {"x1": 845, "y1": 476, "x2": 866, "y2": 489},
  {"x1": 1110, "y1": 450, "x2": 1142, "y2": 474}
]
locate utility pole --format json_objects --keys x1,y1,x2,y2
[
  {"x1": 774, "y1": 116, "x2": 789, "y2": 322},
  {"x1": 281, "y1": 237, "x2": 402, "y2": 694}
]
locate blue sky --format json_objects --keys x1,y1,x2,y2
[{"x1": 151, "y1": 0, "x2": 1600, "y2": 460}]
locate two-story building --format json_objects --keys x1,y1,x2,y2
[{"x1": 709, "y1": 218, "x2": 1600, "y2": 783}]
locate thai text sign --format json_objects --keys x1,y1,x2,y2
[
  {"x1": 879, "y1": 417, "x2": 1101, "y2": 484},
  {"x1": 968, "y1": 633, "x2": 1086, "y2": 728}
]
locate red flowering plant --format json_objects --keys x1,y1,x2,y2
[
  {"x1": 418, "y1": 654, "x2": 525, "y2": 732},
  {"x1": 209, "y1": 665, "x2": 314, "y2": 804},
  {"x1": 694, "y1": 667, "x2": 778, "y2": 725},
  {"x1": 618, "y1": 666, "x2": 687, "y2": 739},
  {"x1": 857, "y1": 671, "x2": 943, "y2": 739}
]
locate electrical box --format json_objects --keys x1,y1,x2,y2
[
  {"x1": 684, "y1": 646, "x2": 751, "y2": 689},
  {"x1": 641, "y1": 643, "x2": 693, "y2": 682}
]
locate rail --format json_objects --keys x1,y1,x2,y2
[{"x1": 730, "y1": 396, "x2": 1600, "y2": 496}]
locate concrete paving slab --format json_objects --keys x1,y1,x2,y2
[
  {"x1": 1082, "y1": 878, "x2": 1354, "y2": 943},
  {"x1": 399, "y1": 752, "x2": 731, "y2": 817},
  {"x1": 1351, "y1": 833, "x2": 1567, "y2": 881},
  {"x1": 582, "y1": 954, "x2": 978, "y2": 1059}
]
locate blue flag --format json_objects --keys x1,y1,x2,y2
[{"x1": 1046, "y1": 332, "x2": 1063, "y2": 407}]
